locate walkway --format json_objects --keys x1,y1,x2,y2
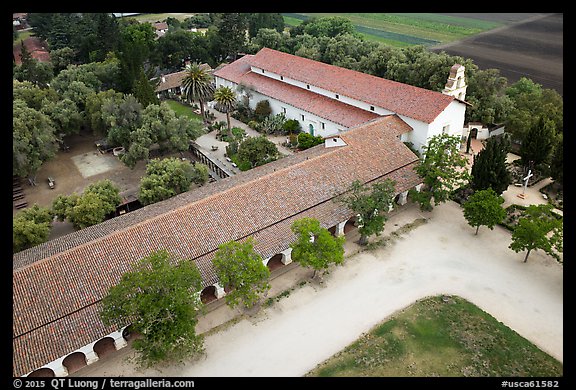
[
  {"x1": 193, "y1": 108, "x2": 294, "y2": 178},
  {"x1": 74, "y1": 198, "x2": 563, "y2": 377}
]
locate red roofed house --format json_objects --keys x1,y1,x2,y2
[
  {"x1": 13, "y1": 114, "x2": 424, "y2": 377},
  {"x1": 13, "y1": 36, "x2": 51, "y2": 66},
  {"x1": 154, "y1": 63, "x2": 213, "y2": 100},
  {"x1": 214, "y1": 48, "x2": 469, "y2": 153}
]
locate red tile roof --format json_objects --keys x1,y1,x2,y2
[
  {"x1": 225, "y1": 48, "x2": 455, "y2": 124},
  {"x1": 13, "y1": 37, "x2": 51, "y2": 65},
  {"x1": 214, "y1": 55, "x2": 380, "y2": 128},
  {"x1": 156, "y1": 64, "x2": 213, "y2": 92},
  {"x1": 12, "y1": 115, "x2": 421, "y2": 376}
]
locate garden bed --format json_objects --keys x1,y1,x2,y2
[{"x1": 539, "y1": 182, "x2": 563, "y2": 210}]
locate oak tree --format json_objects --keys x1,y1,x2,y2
[
  {"x1": 212, "y1": 238, "x2": 270, "y2": 309},
  {"x1": 100, "y1": 249, "x2": 205, "y2": 367},
  {"x1": 462, "y1": 188, "x2": 507, "y2": 235},
  {"x1": 290, "y1": 217, "x2": 345, "y2": 279}
]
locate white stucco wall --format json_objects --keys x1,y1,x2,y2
[
  {"x1": 215, "y1": 76, "x2": 348, "y2": 138},
  {"x1": 401, "y1": 100, "x2": 466, "y2": 154},
  {"x1": 215, "y1": 74, "x2": 466, "y2": 148}
]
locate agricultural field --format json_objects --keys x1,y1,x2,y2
[{"x1": 282, "y1": 13, "x2": 503, "y2": 47}]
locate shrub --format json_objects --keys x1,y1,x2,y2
[
  {"x1": 254, "y1": 100, "x2": 272, "y2": 121},
  {"x1": 297, "y1": 132, "x2": 324, "y2": 149}
]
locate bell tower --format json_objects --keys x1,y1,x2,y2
[{"x1": 443, "y1": 64, "x2": 467, "y2": 101}]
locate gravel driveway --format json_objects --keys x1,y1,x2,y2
[{"x1": 75, "y1": 200, "x2": 563, "y2": 377}]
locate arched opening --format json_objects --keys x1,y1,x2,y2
[
  {"x1": 309, "y1": 124, "x2": 314, "y2": 136},
  {"x1": 266, "y1": 253, "x2": 284, "y2": 272},
  {"x1": 344, "y1": 217, "x2": 357, "y2": 234},
  {"x1": 93, "y1": 337, "x2": 116, "y2": 360},
  {"x1": 122, "y1": 324, "x2": 141, "y2": 342},
  {"x1": 27, "y1": 367, "x2": 55, "y2": 377},
  {"x1": 469, "y1": 128, "x2": 478, "y2": 139},
  {"x1": 328, "y1": 226, "x2": 337, "y2": 236},
  {"x1": 200, "y1": 285, "x2": 218, "y2": 304},
  {"x1": 62, "y1": 352, "x2": 87, "y2": 375}
]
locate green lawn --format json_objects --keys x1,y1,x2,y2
[
  {"x1": 164, "y1": 99, "x2": 203, "y2": 121},
  {"x1": 283, "y1": 13, "x2": 502, "y2": 47},
  {"x1": 306, "y1": 295, "x2": 562, "y2": 377}
]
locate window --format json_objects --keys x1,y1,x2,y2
[
  {"x1": 370, "y1": 106, "x2": 375, "y2": 111},
  {"x1": 320, "y1": 122, "x2": 325, "y2": 130},
  {"x1": 306, "y1": 84, "x2": 310, "y2": 90},
  {"x1": 280, "y1": 76, "x2": 284, "y2": 80},
  {"x1": 261, "y1": 69, "x2": 265, "y2": 74},
  {"x1": 301, "y1": 114, "x2": 305, "y2": 121},
  {"x1": 442, "y1": 125, "x2": 450, "y2": 134},
  {"x1": 335, "y1": 94, "x2": 339, "y2": 99},
  {"x1": 282, "y1": 107, "x2": 287, "y2": 114}
]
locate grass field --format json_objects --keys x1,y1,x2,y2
[
  {"x1": 164, "y1": 99, "x2": 203, "y2": 121},
  {"x1": 282, "y1": 13, "x2": 503, "y2": 47},
  {"x1": 306, "y1": 295, "x2": 563, "y2": 377}
]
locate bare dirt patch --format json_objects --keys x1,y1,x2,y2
[{"x1": 14, "y1": 132, "x2": 146, "y2": 218}]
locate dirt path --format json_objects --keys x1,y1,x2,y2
[{"x1": 74, "y1": 201, "x2": 563, "y2": 377}]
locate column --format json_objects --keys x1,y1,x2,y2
[
  {"x1": 397, "y1": 191, "x2": 408, "y2": 205},
  {"x1": 280, "y1": 248, "x2": 292, "y2": 265},
  {"x1": 78, "y1": 344, "x2": 99, "y2": 365},
  {"x1": 112, "y1": 330, "x2": 128, "y2": 350},
  {"x1": 84, "y1": 350, "x2": 99, "y2": 365},
  {"x1": 335, "y1": 221, "x2": 346, "y2": 236},
  {"x1": 415, "y1": 184, "x2": 423, "y2": 192},
  {"x1": 214, "y1": 283, "x2": 226, "y2": 299}
]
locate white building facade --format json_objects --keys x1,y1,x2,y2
[{"x1": 213, "y1": 48, "x2": 469, "y2": 153}]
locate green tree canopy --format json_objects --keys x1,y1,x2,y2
[
  {"x1": 410, "y1": 133, "x2": 470, "y2": 211},
  {"x1": 13, "y1": 79, "x2": 59, "y2": 110},
  {"x1": 462, "y1": 188, "x2": 507, "y2": 235},
  {"x1": 297, "y1": 132, "x2": 324, "y2": 149},
  {"x1": 13, "y1": 204, "x2": 54, "y2": 253},
  {"x1": 519, "y1": 116, "x2": 556, "y2": 168},
  {"x1": 465, "y1": 68, "x2": 513, "y2": 125},
  {"x1": 99, "y1": 249, "x2": 205, "y2": 367},
  {"x1": 549, "y1": 133, "x2": 563, "y2": 185},
  {"x1": 181, "y1": 62, "x2": 215, "y2": 123},
  {"x1": 212, "y1": 238, "x2": 270, "y2": 309},
  {"x1": 505, "y1": 77, "x2": 563, "y2": 141},
  {"x1": 247, "y1": 13, "x2": 285, "y2": 38},
  {"x1": 120, "y1": 102, "x2": 192, "y2": 168},
  {"x1": 51, "y1": 179, "x2": 121, "y2": 229},
  {"x1": 509, "y1": 204, "x2": 563, "y2": 263},
  {"x1": 339, "y1": 179, "x2": 396, "y2": 245},
  {"x1": 470, "y1": 134, "x2": 511, "y2": 195},
  {"x1": 290, "y1": 218, "x2": 345, "y2": 279},
  {"x1": 237, "y1": 135, "x2": 279, "y2": 168},
  {"x1": 138, "y1": 158, "x2": 196, "y2": 206},
  {"x1": 13, "y1": 99, "x2": 58, "y2": 179},
  {"x1": 212, "y1": 86, "x2": 237, "y2": 134}
]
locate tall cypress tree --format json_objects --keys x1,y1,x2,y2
[
  {"x1": 470, "y1": 134, "x2": 511, "y2": 195},
  {"x1": 520, "y1": 116, "x2": 556, "y2": 167}
]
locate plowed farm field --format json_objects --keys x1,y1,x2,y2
[{"x1": 431, "y1": 13, "x2": 563, "y2": 94}]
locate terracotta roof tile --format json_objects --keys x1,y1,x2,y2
[
  {"x1": 214, "y1": 55, "x2": 379, "y2": 128},
  {"x1": 223, "y1": 48, "x2": 455, "y2": 124},
  {"x1": 13, "y1": 115, "x2": 421, "y2": 376}
]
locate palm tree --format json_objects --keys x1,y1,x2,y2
[
  {"x1": 213, "y1": 86, "x2": 237, "y2": 138},
  {"x1": 181, "y1": 62, "x2": 215, "y2": 124}
]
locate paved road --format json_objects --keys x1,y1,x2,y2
[{"x1": 77, "y1": 201, "x2": 563, "y2": 377}]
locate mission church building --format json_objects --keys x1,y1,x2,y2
[
  {"x1": 214, "y1": 47, "x2": 469, "y2": 153},
  {"x1": 13, "y1": 48, "x2": 470, "y2": 378}
]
